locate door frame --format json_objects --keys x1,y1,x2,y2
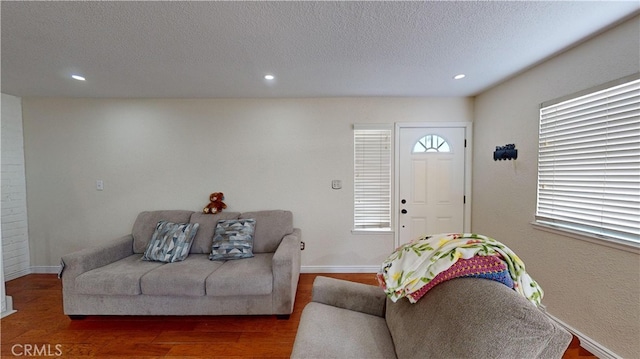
[{"x1": 394, "y1": 122, "x2": 473, "y2": 247}]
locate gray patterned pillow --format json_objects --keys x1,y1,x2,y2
[
  {"x1": 142, "y1": 221, "x2": 199, "y2": 263},
  {"x1": 209, "y1": 219, "x2": 256, "y2": 261}
]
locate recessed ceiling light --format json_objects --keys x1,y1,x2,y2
[
  {"x1": 264, "y1": 74, "x2": 275, "y2": 80},
  {"x1": 453, "y1": 74, "x2": 466, "y2": 80},
  {"x1": 71, "y1": 75, "x2": 86, "y2": 81}
]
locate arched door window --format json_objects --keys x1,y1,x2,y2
[{"x1": 412, "y1": 134, "x2": 451, "y2": 153}]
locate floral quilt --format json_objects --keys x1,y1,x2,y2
[{"x1": 376, "y1": 233, "x2": 544, "y2": 306}]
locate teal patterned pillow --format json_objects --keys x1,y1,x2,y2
[
  {"x1": 142, "y1": 221, "x2": 199, "y2": 263},
  {"x1": 209, "y1": 219, "x2": 256, "y2": 261}
]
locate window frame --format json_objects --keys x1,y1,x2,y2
[
  {"x1": 534, "y1": 73, "x2": 640, "y2": 251},
  {"x1": 412, "y1": 134, "x2": 451, "y2": 153}
]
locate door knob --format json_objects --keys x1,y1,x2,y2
[{"x1": 401, "y1": 209, "x2": 407, "y2": 214}]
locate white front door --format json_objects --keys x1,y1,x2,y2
[{"x1": 397, "y1": 126, "x2": 467, "y2": 245}]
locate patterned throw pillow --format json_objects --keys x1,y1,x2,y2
[
  {"x1": 142, "y1": 221, "x2": 200, "y2": 263},
  {"x1": 209, "y1": 219, "x2": 256, "y2": 261}
]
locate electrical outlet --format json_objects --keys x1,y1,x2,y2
[{"x1": 331, "y1": 180, "x2": 342, "y2": 190}]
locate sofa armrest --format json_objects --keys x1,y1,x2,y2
[
  {"x1": 311, "y1": 276, "x2": 386, "y2": 317},
  {"x1": 60, "y1": 235, "x2": 134, "y2": 289},
  {"x1": 272, "y1": 228, "x2": 302, "y2": 315}
]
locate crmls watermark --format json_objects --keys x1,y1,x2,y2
[{"x1": 11, "y1": 344, "x2": 63, "y2": 357}]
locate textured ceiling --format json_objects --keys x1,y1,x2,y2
[{"x1": 1, "y1": 1, "x2": 639, "y2": 98}]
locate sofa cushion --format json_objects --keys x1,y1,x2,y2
[
  {"x1": 140, "y1": 254, "x2": 224, "y2": 296},
  {"x1": 209, "y1": 219, "x2": 256, "y2": 261},
  {"x1": 240, "y1": 210, "x2": 293, "y2": 253},
  {"x1": 206, "y1": 253, "x2": 273, "y2": 296},
  {"x1": 385, "y1": 277, "x2": 570, "y2": 359},
  {"x1": 189, "y1": 212, "x2": 241, "y2": 253},
  {"x1": 141, "y1": 221, "x2": 199, "y2": 263},
  {"x1": 291, "y1": 302, "x2": 397, "y2": 359},
  {"x1": 75, "y1": 254, "x2": 164, "y2": 295},
  {"x1": 132, "y1": 210, "x2": 194, "y2": 253}
]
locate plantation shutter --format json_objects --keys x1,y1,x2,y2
[
  {"x1": 354, "y1": 125, "x2": 392, "y2": 230},
  {"x1": 536, "y1": 77, "x2": 640, "y2": 245}
]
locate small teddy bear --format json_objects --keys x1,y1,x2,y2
[{"x1": 203, "y1": 192, "x2": 227, "y2": 214}]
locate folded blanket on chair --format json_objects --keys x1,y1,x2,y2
[
  {"x1": 407, "y1": 255, "x2": 514, "y2": 302},
  {"x1": 376, "y1": 233, "x2": 543, "y2": 306}
]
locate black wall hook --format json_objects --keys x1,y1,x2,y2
[{"x1": 494, "y1": 144, "x2": 518, "y2": 161}]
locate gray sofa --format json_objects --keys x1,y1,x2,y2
[
  {"x1": 292, "y1": 276, "x2": 572, "y2": 359},
  {"x1": 61, "y1": 209, "x2": 301, "y2": 318}
]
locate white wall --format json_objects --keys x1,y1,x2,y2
[
  {"x1": 1, "y1": 93, "x2": 30, "y2": 280},
  {"x1": 472, "y1": 15, "x2": 640, "y2": 358},
  {"x1": 22, "y1": 97, "x2": 472, "y2": 271}
]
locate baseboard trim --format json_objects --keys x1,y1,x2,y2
[
  {"x1": 30, "y1": 266, "x2": 60, "y2": 274},
  {"x1": 4, "y1": 268, "x2": 32, "y2": 281},
  {"x1": 5, "y1": 266, "x2": 60, "y2": 281},
  {"x1": 1, "y1": 296, "x2": 16, "y2": 318},
  {"x1": 301, "y1": 265, "x2": 378, "y2": 273},
  {"x1": 544, "y1": 311, "x2": 621, "y2": 359}
]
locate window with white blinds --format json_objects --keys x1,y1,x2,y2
[
  {"x1": 354, "y1": 125, "x2": 392, "y2": 230},
  {"x1": 536, "y1": 76, "x2": 640, "y2": 247}
]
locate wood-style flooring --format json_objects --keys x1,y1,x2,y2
[{"x1": 2, "y1": 273, "x2": 596, "y2": 358}]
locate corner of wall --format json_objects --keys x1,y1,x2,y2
[{"x1": 1, "y1": 93, "x2": 31, "y2": 279}]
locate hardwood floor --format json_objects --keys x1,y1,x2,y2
[{"x1": 2, "y1": 273, "x2": 595, "y2": 358}]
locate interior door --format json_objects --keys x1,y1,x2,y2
[{"x1": 397, "y1": 126, "x2": 466, "y2": 244}]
